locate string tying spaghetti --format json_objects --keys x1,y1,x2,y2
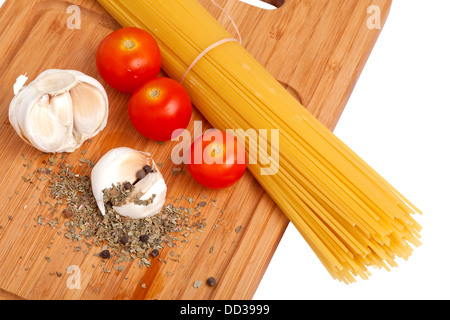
[
  {"x1": 180, "y1": 38, "x2": 239, "y2": 84},
  {"x1": 180, "y1": 0, "x2": 242, "y2": 84}
]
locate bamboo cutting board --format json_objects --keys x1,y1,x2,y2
[{"x1": 0, "y1": 0, "x2": 391, "y2": 300}]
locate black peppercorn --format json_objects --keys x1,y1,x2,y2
[
  {"x1": 150, "y1": 249, "x2": 159, "y2": 258},
  {"x1": 62, "y1": 209, "x2": 73, "y2": 219},
  {"x1": 136, "y1": 169, "x2": 146, "y2": 180},
  {"x1": 99, "y1": 250, "x2": 110, "y2": 259},
  {"x1": 207, "y1": 277, "x2": 216, "y2": 287},
  {"x1": 123, "y1": 181, "x2": 132, "y2": 190},
  {"x1": 119, "y1": 236, "x2": 129, "y2": 245},
  {"x1": 140, "y1": 234, "x2": 149, "y2": 242},
  {"x1": 143, "y1": 165, "x2": 152, "y2": 174}
]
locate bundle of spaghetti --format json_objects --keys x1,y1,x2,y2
[{"x1": 97, "y1": 0, "x2": 422, "y2": 283}]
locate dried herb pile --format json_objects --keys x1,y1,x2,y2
[{"x1": 29, "y1": 152, "x2": 207, "y2": 269}]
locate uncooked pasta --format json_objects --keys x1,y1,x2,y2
[{"x1": 97, "y1": 0, "x2": 422, "y2": 283}]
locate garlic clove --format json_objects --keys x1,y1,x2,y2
[
  {"x1": 91, "y1": 147, "x2": 167, "y2": 219},
  {"x1": 24, "y1": 94, "x2": 76, "y2": 153},
  {"x1": 131, "y1": 168, "x2": 164, "y2": 196},
  {"x1": 9, "y1": 86, "x2": 41, "y2": 144},
  {"x1": 49, "y1": 91, "x2": 73, "y2": 129},
  {"x1": 34, "y1": 69, "x2": 78, "y2": 95},
  {"x1": 114, "y1": 177, "x2": 167, "y2": 219},
  {"x1": 114, "y1": 169, "x2": 167, "y2": 218},
  {"x1": 71, "y1": 82, "x2": 108, "y2": 143},
  {"x1": 91, "y1": 148, "x2": 150, "y2": 205}
]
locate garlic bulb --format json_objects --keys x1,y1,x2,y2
[
  {"x1": 9, "y1": 69, "x2": 108, "y2": 153},
  {"x1": 91, "y1": 147, "x2": 167, "y2": 219}
]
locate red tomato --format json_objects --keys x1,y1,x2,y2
[
  {"x1": 128, "y1": 77, "x2": 192, "y2": 141},
  {"x1": 187, "y1": 130, "x2": 247, "y2": 189},
  {"x1": 96, "y1": 27, "x2": 161, "y2": 93}
]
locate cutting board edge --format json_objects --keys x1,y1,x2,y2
[{"x1": 329, "y1": 0, "x2": 393, "y2": 131}]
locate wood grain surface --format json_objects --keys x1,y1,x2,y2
[{"x1": 0, "y1": 0, "x2": 391, "y2": 300}]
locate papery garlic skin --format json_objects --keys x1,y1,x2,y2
[
  {"x1": 91, "y1": 147, "x2": 167, "y2": 219},
  {"x1": 9, "y1": 69, "x2": 108, "y2": 153}
]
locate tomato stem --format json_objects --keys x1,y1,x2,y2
[
  {"x1": 149, "y1": 88, "x2": 160, "y2": 99},
  {"x1": 123, "y1": 39, "x2": 136, "y2": 49},
  {"x1": 211, "y1": 145, "x2": 223, "y2": 157}
]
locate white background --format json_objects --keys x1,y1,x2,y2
[
  {"x1": 1, "y1": 0, "x2": 449, "y2": 300},
  {"x1": 254, "y1": 0, "x2": 450, "y2": 300}
]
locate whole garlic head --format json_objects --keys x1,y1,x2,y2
[
  {"x1": 9, "y1": 69, "x2": 108, "y2": 153},
  {"x1": 91, "y1": 147, "x2": 167, "y2": 219}
]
